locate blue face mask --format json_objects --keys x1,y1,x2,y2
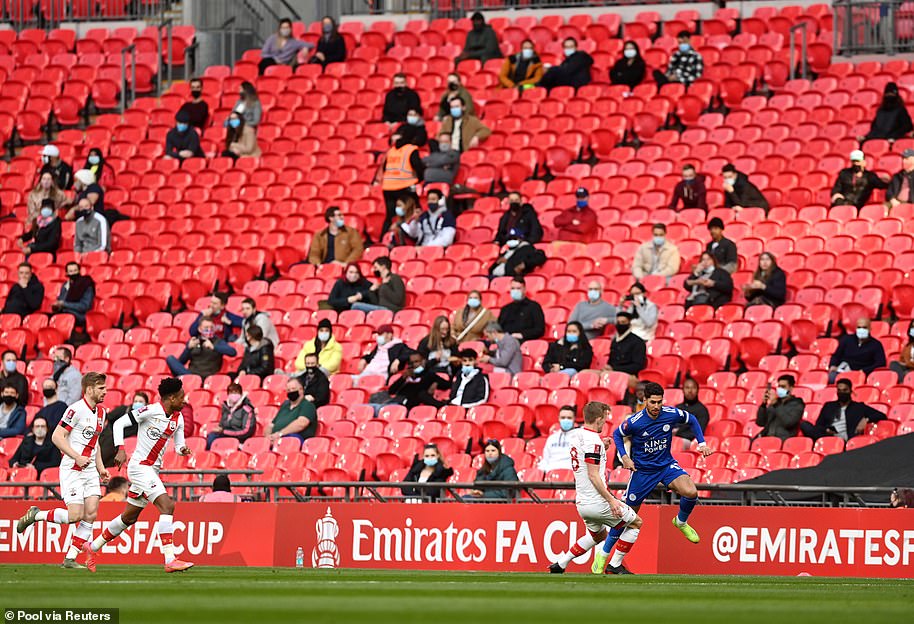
[
  {"x1": 563, "y1": 47, "x2": 575, "y2": 57},
  {"x1": 588, "y1": 289, "x2": 600, "y2": 302},
  {"x1": 88, "y1": 155, "x2": 100, "y2": 165},
  {"x1": 653, "y1": 236, "x2": 665, "y2": 247},
  {"x1": 776, "y1": 387, "x2": 788, "y2": 399},
  {"x1": 449, "y1": 107, "x2": 462, "y2": 119},
  {"x1": 565, "y1": 333, "x2": 579, "y2": 344},
  {"x1": 407, "y1": 115, "x2": 420, "y2": 126},
  {"x1": 335, "y1": 218, "x2": 345, "y2": 228},
  {"x1": 423, "y1": 457, "x2": 438, "y2": 467},
  {"x1": 395, "y1": 206, "x2": 405, "y2": 217},
  {"x1": 506, "y1": 239, "x2": 520, "y2": 248},
  {"x1": 856, "y1": 328, "x2": 870, "y2": 340},
  {"x1": 624, "y1": 48, "x2": 637, "y2": 59},
  {"x1": 521, "y1": 48, "x2": 533, "y2": 60},
  {"x1": 413, "y1": 366, "x2": 424, "y2": 375},
  {"x1": 229, "y1": 118, "x2": 241, "y2": 128},
  {"x1": 467, "y1": 297, "x2": 480, "y2": 309},
  {"x1": 559, "y1": 419, "x2": 574, "y2": 432},
  {"x1": 576, "y1": 200, "x2": 588, "y2": 208},
  {"x1": 40, "y1": 207, "x2": 54, "y2": 218},
  {"x1": 3, "y1": 360, "x2": 15, "y2": 373},
  {"x1": 485, "y1": 455, "x2": 499, "y2": 464},
  {"x1": 679, "y1": 42, "x2": 691, "y2": 53},
  {"x1": 462, "y1": 365, "x2": 475, "y2": 375},
  {"x1": 176, "y1": 122, "x2": 189, "y2": 132},
  {"x1": 510, "y1": 289, "x2": 523, "y2": 302},
  {"x1": 132, "y1": 401, "x2": 145, "y2": 411}
]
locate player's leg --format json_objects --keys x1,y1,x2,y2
[
  {"x1": 549, "y1": 524, "x2": 605, "y2": 573},
  {"x1": 65, "y1": 496, "x2": 99, "y2": 563},
  {"x1": 83, "y1": 502, "x2": 143, "y2": 572},
  {"x1": 18, "y1": 468, "x2": 85, "y2": 533},
  {"x1": 668, "y1": 473, "x2": 700, "y2": 543},
  {"x1": 606, "y1": 510, "x2": 642, "y2": 575},
  {"x1": 152, "y1": 492, "x2": 193, "y2": 572},
  {"x1": 600, "y1": 470, "x2": 654, "y2": 556}
]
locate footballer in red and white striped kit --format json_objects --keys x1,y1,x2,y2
[
  {"x1": 82, "y1": 377, "x2": 194, "y2": 573},
  {"x1": 16, "y1": 372, "x2": 110, "y2": 569}
]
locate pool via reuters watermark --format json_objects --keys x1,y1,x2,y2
[{"x1": 4, "y1": 610, "x2": 118, "y2": 623}]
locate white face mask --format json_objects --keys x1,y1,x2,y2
[
  {"x1": 318, "y1": 331, "x2": 331, "y2": 343},
  {"x1": 624, "y1": 48, "x2": 636, "y2": 59},
  {"x1": 279, "y1": 28, "x2": 291, "y2": 37}
]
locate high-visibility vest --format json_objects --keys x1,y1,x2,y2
[{"x1": 382, "y1": 144, "x2": 419, "y2": 191}]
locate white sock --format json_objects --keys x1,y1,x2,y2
[
  {"x1": 91, "y1": 515, "x2": 129, "y2": 552},
  {"x1": 609, "y1": 527, "x2": 640, "y2": 567},
  {"x1": 158, "y1": 514, "x2": 175, "y2": 564},
  {"x1": 66, "y1": 521, "x2": 94, "y2": 559},
  {"x1": 557, "y1": 533, "x2": 596, "y2": 569},
  {"x1": 37, "y1": 508, "x2": 70, "y2": 524}
]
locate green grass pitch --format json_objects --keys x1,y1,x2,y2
[{"x1": 1, "y1": 566, "x2": 912, "y2": 624}]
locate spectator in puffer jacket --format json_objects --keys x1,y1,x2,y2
[
  {"x1": 206, "y1": 383, "x2": 257, "y2": 449},
  {"x1": 236, "y1": 325, "x2": 274, "y2": 381},
  {"x1": 469, "y1": 439, "x2": 519, "y2": 499}
]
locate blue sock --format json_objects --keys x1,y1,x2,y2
[
  {"x1": 601, "y1": 525, "x2": 624, "y2": 554},
  {"x1": 677, "y1": 496, "x2": 698, "y2": 523}
]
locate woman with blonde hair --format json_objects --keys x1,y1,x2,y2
[
  {"x1": 418, "y1": 315, "x2": 458, "y2": 375},
  {"x1": 26, "y1": 172, "x2": 66, "y2": 228},
  {"x1": 451, "y1": 290, "x2": 495, "y2": 343}
]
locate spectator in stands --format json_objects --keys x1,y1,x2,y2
[
  {"x1": 543, "y1": 321, "x2": 593, "y2": 376},
  {"x1": 885, "y1": 148, "x2": 914, "y2": 210},
  {"x1": 233, "y1": 81, "x2": 262, "y2": 132},
  {"x1": 383, "y1": 73, "x2": 422, "y2": 124},
  {"x1": 294, "y1": 319, "x2": 342, "y2": 377},
  {"x1": 538, "y1": 406, "x2": 576, "y2": 472},
  {"x1": 199, "y1": 475, "x2": 240, "y2": 503},
  {"x1": 479, "y1": 321, "x2": 522, "y2": 375},
  {"x1": 356, "y1": 324, "x2": 411, "y2": 383},
  {"x1": 18, "y1": 199, "x2": 62, "y2": 257},
  {"x1": 418, "y1": 316, "x2": 458, "y2": 375},
  {"x1": 0, "y1": 352, "x2": 27, "y2": 406},
  {"x1": 439, "y1": 96, "x2": 491, "y2": 153},
  {"x1": 452, "y1": 290, "x2": 495, "y2": 343},
  {"x1": 166, "y1": 318, "x2": 238, "y2": 379},
  {"x1": 890, "y1": 488, "x2": 914, "y2": 508},
  {"x1": 755, "y1": 374, "x2": 804, "y2": 441},
  {"x1": 395, "y1": 108, "x2": 428, "y2": 147},
  {"x1": 831, "y1": 150, "x2": 889, "y2": 210},
  {"x1": 0, "y1": 384, "x2": 25, "y2": 438},
  {"x1": 632, "y1": 223, "x2": 681, "y2": 280},
  {"x1": 382, "y1": 191, "x2": 419, "y2": 248},
  {"x1": 296, "y1": 353, "x2": 330, "y2": 408},
  {"x1": 401, "y1": 443, "x2": 453, "y2": 502},
  {"x1": 654, "y1": 31, "x2": 703, "y2": 87},
  {"x1": 603, "y1": 311, "x2": 647, "y2": 377},
  {"x1": 706, "y1": 218, "x2": 737, "y2": 274},
  {"x1": 266, "y1": 377, "x2": 317, "y2": 443},
  {"x1": 67, "y1": 169, "x2": 106, "y2": 222},
  {"x1": 469, "y1": 439, "x2": 518, "y2": 499},
  {"x1": 423, "y1": 134, "x2": 460, "y2": 184},
  {"x1": 455, "y1": 12, "x2": 502, "y2": 65},
  {"x1": 569, "y1": 280, "x2": 616, "y2": 341},
  {"x1": 437, "y1": 73, "x2": 476, "y2": 120},
  {"x1": 379, "y1": 134, "x2": 424, "y2": 233},
  {"x1": 498, "y1": 277, "x2": 545, "y2": 342},
  {"x1": 319, "y1": 264, "x2": 372, "y2": 313},
  {"x1": 206, "y1": 383, "x2": 257, "y2": 449},
  {"x1": 554, "y1": 187, "x2": 598, "y2": 242},
  {"x1": 539, "y1": 37, "x2": 593, "y2": 91},
  {"x1": 308, "y1": 16, "x2": 346, "y2": 68},
  {"x1": 236, "y1": 325, "x2": 274, "y2": 381},
  {"x1": 387, "y1": 353, "x2": 449, "y2": 410},
  {"x1": 495, "y1": 191, "x2": 543, "y2": 246},
  {"x1": 722, "y1": 163, "x2": 769, "y2": 212},
  {"x1": 8, "y1": 416, "x2": 59, "y2": 476},
  {"x1": 499, "y1": 39, "x2": 543, "y2": 90},
  {"x1": 36, "y1": 379, "x2": 67, "y2": 431},
  {"x1": 259, "y1": 18, "x2": 311, "y2": 74},
  {"x1": 221, "y1": 111, "x2": 261, "y2": 160},
  {"x1": 26, "y1": 172, "x2": 66, "y2": 228},
  {"x1": 178, "y1": 77, "x2": 209, "y2": 131},
  {"x1": 100, "y1": 476, "x2": 129, "y2": 502},
  {"x1": 674, "y1": 377, "x2": 710, "y2": 450},
  {"x1": 2, "y1": 263, "x2": 44, "y2": 317},
  {"x1": 238, "y1": 297, "x2": 279, "y2": 349},
  {"x1": 399, "y1": 192, "x2": 457, "y2": 247},
  {"x1": 625, "y1": 379, "x2": 648, "y2": 414},
  {"x1": 619, "y1": 282, "x2": 658, "y2": 342},
  {"x1": 609, "y1": 40, "x2": 646, "y2": 90},
  {"x1": 52, "y1": 262, "x2": 95, "y2": 327},
  {"x1": 890, "y1": 319, "x2": 914, "y2": 383},
  {"x1": 39, "y1": 144, "x2": 72, "y2": 190},
  {"x1": 73, "y1": 197, "x2": 109, "y2": 254},
  {"x1": 668, "y1": 164, "x2": 707, "y2": 211},
  {"x1": 351, "y1": 257, "x2": 406, "y2": 313},
  {"x1": 191, "y1": 292, "x2": 243, "y2": 341},
  {"x1": 98, "y1": 391, "x2": 146, "y2": 466},
  {"x1": 450, "y1": 348, "x2": 490, "y2": 407},
  {"x1": 52, "y1": 347, "x2": 80, "y2": 406},
  {"x1": 308, "y1": 206, "x2": 364, "y2": 266},
  {"x1": 743, "y1": 252, "x2": 787, "y2": 309},
  {"x1": 82, "y1": 148, "x2": 111, "y2": 188},
  {"x1": 489, "y1": 227, "x2": 546, "y2": 278},
  {"x1": 165, "y1": 110, "x2": 203, "y2": 161},
  {"x1": 861, "y1": 82, "x2": 912, "y2": 143},
  {"x1": 800, "y1": 379, "x2": 886, "y2": 441},
  {"x1": 828, "y1": 318, "x2": 886, "y2": 384},
  {"x1": 684, "y1": 252, "x2": 733, "y2": 309}
]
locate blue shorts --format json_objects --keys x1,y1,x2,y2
[{"x1": 623, "y1": 461, "x2": 689, "y2": 507}]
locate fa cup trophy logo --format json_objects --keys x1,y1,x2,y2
[{"x1": 312, "y1": 507, "x2": 340, "y2": 568}]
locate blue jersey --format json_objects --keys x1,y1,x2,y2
[{"x1": 616, "y1": 406, "x2": 702, "y2": 472}]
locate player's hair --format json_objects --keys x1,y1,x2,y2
[
  {"x1": 81, "y1": 372, "x2": 107, "y2": 391},
  {"x1": 558, "y1": 405, "x2": 577, "y2": 416},
  {"x1": 642, "y1": 381, "x2": 665, "y2": 399},
  {"x1": 241, "y1": 297, "x2": 257, "y2": 309},
  {"x1": 777, "y1": 374, "x2": 796, "y2": 387},
  {"x1": 247, "y1": 324, "x2": 264, "y2": 341},
  {"x1": 106, "y1": 476, "x2": 128, "y2": 492},
  {"x1": 582, "y1": 401, "x2": 609, "y2": 424},
  {"x1": 158, "y1": 377, "x2": 184, "y2": 399}
]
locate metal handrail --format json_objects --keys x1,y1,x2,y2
[
  {"x1": 157, "y1": 18, "x2": 176, "y2": 94},
  {"x1": 220, "y1": 17, "x2": 238, "y2": 68},
  {"x1": 789, "y1": 22, "x2": 809, "y2": 80},
  {"x1": 119, "y1": 43, "x2": 137, "y2": 114}
]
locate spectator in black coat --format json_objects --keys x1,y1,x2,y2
[
  {"x1": 388, "y1": 353, "x2": 450, "y2": 410},
  {"x1": 178, "y1": 77, "x2": 210, "y2": 132},
  {"x1": 36, "y1": 379, "x2": 67, "y2": 431},
  {"x1": 885, "y1": 148, "x2": 914, "y2": 210},
  {"x1": 495, "y1": 192, "x2": 543, "y2": 246},
  {"x1": 165, "y1": 110, "x2": 203, "y2": 160},
  {"x1": 309, "y1": 16, "x2": 346, "y2": 68},
  {"x1": 0, "y1": 384, "x2": 26, "y2": 438},
  {"x1": 668, "y1": 164, "x2": 707, "y2": 211},
  {"x1": 674, "y1": 377, "x2": 710, "y2": 450},
  {"x1": 604, "y1": 311, "x2": 646, "y2": 376},
  {"x1": 538, "y1": 37, "x2": 593, "y2": 91},
  {"x1": 8, "y1": 417, "x2": 60, "y2": 476},
  {"x1": 831, "y1": 150, "x2": 889, "y2": 209},
  {"x1": 236, "y1": 325, "x2": 274, "y2": 381},
  {"x1": 383, "y1": 73, "x2": 422, "y2": 124},
  {"x1": 862, "y1": 82, "x2": 913, "y2": 142},
  {"x1": 755, "y1": 375, "x2": 805, "y2": 440},
  {"x1": 800, "y1": 379, "x2": 886, "y2": 441},
  {"x1": 488, "y1": 229, "x2": 547, "y2": 278},
  {"x1": 497, "y1": 276, "x2": 545, "y2": 342},
  {"x1": 722, "y1": 163, "x2": 769, "y2": 212},
  {"x1": 609, "y1": 40, "x2": 646, "y2": 90},
  {"x1": 18, "y1": 199, "x2": 61, "y2": 257},
  {"x1": 706, "y1": 217, "x2": 738, "y2": 273},
  {"x1": 684, "y1": 252, "x2": 733, "y2": 309},
  {"x1": 2, "y1": 263, "x2": 44, "y2": 317},
  {"x1": 449, "y1": 348, "x2": 490, "y2": 407},
  {"x1": 828, "y1": 318, "x2": 887, "y2": 384},
  {"x1": 297, "y1": 353, "x2": 331, "y2": 408},
  {"x1": 542, "y1": 321, "x2": 593, "y2": 376},
  {"x1": 39, "y1": 144, "x2": 73, "y2": 190},
  {"x1": 743, "y1": 252, "x2": 787, "y2": 309},
  {"x1": 394, "y1": 109, "x2": 428, "y2": 147},
  {"x1": 401, "y1": 443, "x2": 454, "y2": 501},
  {"x1": 455, "y1": 12, "x2": 502, "y2": 65},
  {"x1": 0, "y1": 352, "x2": 28, "y2": 406},
  {"x1": 319, "y1": 263, "x2": 373, "y2": 312}
]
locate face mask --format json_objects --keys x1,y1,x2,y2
[
  {"x1": 75, "y1": 210, "x2": 90, "y2": 220},
  {"x1": 684, "y1": 177, "x2": 695, "y2": 184},
  {"x1": 88, "y1": 155, "x2": 100, "y2": 165},
  {"x1": 40, "y1": 207, "x2": 54, "y2": 218},
  {"x1": 377, "y1": 335, "x2": 388, "y2": 346},
  {"x1": 318, "y1": 331, "x2": 331, "y2": 342},
  {"x1": 322, "y1": 23, "x2": 332, "y2": 33},
  {"x1": 229, "y1": 118, "x2": 241, "y2": 128},
  {"x1": 176, "y1": 122, "x2": 188, "y2": 132},
  {"x1": 132, "y1": 401, "x2": 145, "y2": 411},
  {"x1": 510, "y1": 289, "x2": 523, "y2": 302},
  {"x1": 462, "y1": 365, "x2": 474, "y2": 375},
  {"x1": 42, "y1": 155, "x2": 50, "y2": 164},
  {"x1": 564, "y1": 47, "x2": 575, "y2": 57},
  {"x1": 615, "y1": 323, "x2": 629, "y2": 334},
  {"x1": 407, "y1": 115, "x2": 420, "y2": 125},
  {"x1": 42, "y1": 388, "x2": 55, "y2": 399},
  {"x1": 521, "y1": 48, "x2": 533, "y2": 60},
  {"x1": 467, "y1": 297, "x2": 481, "y2": 309},
  {"x1": 280, "y1": 28, "x2": 291, "y2": 37},
  {"x1": 485, "y1": 455, "x2": 498, "y2": 464},
  {"x1": 287, "y1": 391, "x2": 301, "y2": 402},
  {"x1": 373, "y1": 269, "x2": 382, "y2": 278},
  {"x1": 438, "y1": 143, "x2": 450, "y2": 152},
  {"x1": 449, "y1": 107, "x2": 462, "y2": 119},
  {"x1": 837, "y1": 391, "x2": 852, "y2": 404},
  {"x1": 448, "y1": 81, "x2": 459, "y2": 90},
  {"x1": 576, "y1": 199, "x2": 588, "y2": 208},
  {"x1": 4, "y1": 360, "x2": 16, "y2": 373},
  {"x1": 413, "y1": 366, "x2": 424, "y2": 375},
  {"x1": 723, "y1": 176, "x2": 735, "y2": 186},
  {"x1": 506, "y1": 239, "x2": 520, "y2": 248},
  {"x1": 624, "y1": 48, "x2": 636, "y2": 59},
  {"x1": 679, "y1": 43, "x2": 691, "y2": 53},
  {"x1": 227, "y1": 393, "x2": 242, "y2": 404},
  {"x1": 775, "y1": 387, "x2": 789, "y2": 399},
  {"x1": 856, "y1": 328, "x2": 869, "y2": 340},
  {"x1": 1, "y1": 396, "x2": 15, "y2": 405},
  {"x1": 853, "y1": 164, "x2": 863, "y2": 172},
  {"x1": 559, "y1": 419, "x2": 574, "y2": 432},
  {"x1": 565, "y1": 333, "x2": 579, "y2": 344},
  {"x1": 909, "y1": 328, "x2": 914, "y2": 338},
  {"x1": 200, "y1": 329, "x2": 215, "y2": 339},
  {"x1": 509, "y1": 201, "x2": 521, "y2": 212},
  {"x1": 335, "y1": 218, "x2": 345, "y2": 228},
  {"x1": 653, "y1": 236, "x2": 665, "y2": 247},
  {"x1": 588, "y1": 289, "x2": 600, "y2": 302},
  {"x1": 53, "y1": 359, "x2": 67, "y2": 371},
  {"x1": 424, "y1": 457, "x2": 438, "y2": 467},
  {"x1": 191, "y1": 89, "x2": 202, "y2": 98}
]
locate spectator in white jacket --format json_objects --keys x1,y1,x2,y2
[
  {"x1": 618, "y1": 282, "x2": 659, "y2": 342},
  {"x1": 538, "y1": 405, "x2": 576, "y2": 472},
  {"x1": 400, "y1": 189, "x2": 456, "y2": 247}
]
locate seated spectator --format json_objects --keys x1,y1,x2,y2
[
  {"x1": 437, "y1": 73, "x2": 476, "y2": 120},
  {"x1": 7, "y1": 416, "x2": 59, "y2": 476},
  {"x1": 233, "y1": 82, "x2": 262, "y2": 131},
  {"x1": 422, "y1": 135, "x2": 460, "y2": 184},
  {"x1": 742, "y1": 252, "x2": 787, "y2": 309},
  {"x1": 266, "y1": 377, "x2": 317, "y2": 443},
  {"x1": 319, "y1": 264, "x2": 373, "y2": 312},
  {"x1": 98, "y1": 391, "x2": 146, "y2": 466},
  {"x1": 237, "y1": 297, "x2": 279, "y2": 349},
  {"x1": 356, "y1": 324, "x2": 411, "y2": 383},
  {"x1": 569, "y1": 280, "x2": 616, "y2": 341},
  {"x1": 722, "y1": 163, "x2": 769, "y2": 212},
  {"x1": 488, "y1": 228, "x2": 546, "y2": 278},
  {"x1": 828, "y1": 318, "x2": 887, "y2": 384},
  {"x1": 479, "y1": 322, "x2": 522, "y2": 376},
  {"x1": 418, "y1": 316, "x2": 458, "y2": 375},
  {"x1": 190, "y1": 292, "x2": 243, "y2": 341},
  {"x1": 399, "y1": 192, "x2": 457, "y2": 247},
  {"x1": 394, "y1": 108, "x2": 428, "y2": 147},
  {"x1": 387, "y1": 353, "x2": 450, "y2": 410},
  {"x1": 99, "y1": 476, "x2": 129, "y2": 502},
  {"x1": 538, "y1": 406, "x2": 576, "y2": 472},
  {"x1": 499, "y1": 39, "x2": 543, "y2": 89},
  {"x1": 706, "y1": 217, "x2": 737, "y2": 273},
  {"x1": 625, "y1": 380, "x2": 647, "y2": 414},
  {"x1": 236, "y1": 325, "x2": 274, "y2": 380},
  {"x1": 542, "y1": 321, "x2": 593, "y2": 376},
  {"x1": 674, "y1": 377, "x2": 710, "y2": 451},
  {"x1": 885, "y1": 148, "x2": 914, "y2": 210},
  {"x1": 684, "y1": 252, "x2": 733, "y2": 309},
  {"x1": 164, "y1": 111, "x2": 203, "y2": 160},
  {"x1": 668, "y1": 164, "x2": 707, "y2": 211},
  {"x1": 381, "y1": 191, "x2": 419, "y2": 249},
  {"x1": 258, "y1": 18, "x2": 311, "y2": 74},
  {"x1": 51, "y1": 347, "x2": 80, "y2": 406},
  {"x1": 632, "y1": 223, "x2": 681, "y2": 280},
  {"x1": 554, "y1": 187, "x2": 598, "y2": 242},
  {"x1": 18, "y1": 199, "x2": 62, "y2": 257},
  {"x1": 452, "y1": 290, "x2": 496, "y2": 343},
  {"x1": 603, "y1": 311, "x2": 647, "y2": 378},
  {"x1": 166, "y1": 318, "x2": 238, "y2": 379},
  {"x1": 831, "y1": 150, "x2": 889, "y2": 209},
  {"x1": 439, "y1": 96, "x2": 491, "y2": 152},
  {"x1": 890, "y1": 488, "x2": 914, "y2": 508},
  {"x1": 308, "y1": 205, "x2": 364, "y2": 266},
  {"x1": 199, "y1": 475, "x2": 240, "y2": 502},
  {"x1": 379, "y1": 134, "x2": 424, "y2": 233},
  {"x1": 497, "y1": 277, "x2": 545, "y2": 342},
  {"x1": 39, "y1": 144, "x2": 73, "y2": 190},
  {"x1": 72, "y1": 197, "x2": 109, "y2": 256},
  {"x1": 36, "y1": 378, "x2": 67, "y2": 430},
  {"x1": 67, "y1": 168, "x2": 106, "y2": 222},
  {"x1": 755, "y1": 374, "x2": 804, "y2": 440},
  {"x1": 178, "y1": 77, "x2": 209, "y2": 131},
  {"x1": 890, "y1": 319, "x2": 914, "y2": 383},
  {"x1": 800, "y1": 379, "x2": 886, "y2": 441},
  {"x1": 609, "y1": 40, "x2": 646, "y2": 90},
  {"x1": 296, "y1": 353, "x2": 330, "y2": 408},
  {"x1": 82, "y1": 148, "x2": 111, "y2": 188},
  {"x1": 0, "y1": 351, "x2": 28, "y2": 406},
  {"x1": 294, "y1": 319, "x2": 343, "y2": 377},
  {"x1": 861, "y1": 82, "x2": 912, "y2": 143},
  {"x1": 539, "y1": 37, "x2": 593, "y2": 90},
  {"x1": 26, "y1": 172, "x2": 67, "y2": 228},
  {"x1": 401, "y1": 444, "x2": 454, "y2": 502},
  {"x1": 351, "y1": 257, "x2": 406, "y2": 313},
  {"x1": 619, "y1": 282, "x2": 659, "y2": 342},
  {"x1": 0, "y1": 384, "x2": 26, "y2": 438},
  {"x1": 653, "y1": 31, "x2": 703, "y2": 87},
  {"x1": 2, "y1": 263, "x2": 44, "y2": 317},
  {"x1": 469, "y1": 439, "x2": 518, "y2": 499},
  {"x1": 206, "y1": 383, "x2": 257, "y2": 449},
  {"x1": 221, "y1": 111, "x2": 260, "y2": 159},
  {"x1": 495, "y1": 191, "x2": 543, "y2": 246},
  {"x1": 383, "y1": 73, "x2": 422, "y2": 124},
  {"x1": 450, "y1": 348, "x2": 490, "y2": 407},
  {"x1": 456, "y1": 12, "x2": 502, "y2": 65},
  {"x1": 308, "y1": 16, "x2": 346, "y2": 68}
]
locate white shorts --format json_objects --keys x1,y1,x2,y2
[
  {"x1": 126, "y1": 464, "x2": 167, "y2": 508},
  {"x1": 60, "y1": 466, "x2": 101, "y2": 505},
  {"x1": 577, "y1": 500, "x2": 637, "y2": 534}
]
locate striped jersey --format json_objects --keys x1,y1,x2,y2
[
  {"x1": 568, "y1": 427, "x2": 607, "y2": 507},
  {"x1": 121, "y1": 402, "x2": 186, "y2": 469},
  {"x1": 59, "y1": 399, "x2": 106, "y2": 472}
]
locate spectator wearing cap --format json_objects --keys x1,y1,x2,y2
[
  {"x1": 684, "y1": 252, "x2": 733, "y2": 309},
  {"x1": 383, "y1": 73, "x2": 422, "y2": 124},
  {"x1": 861, "y1": 82, "x2": 913, "y2": 143},
  {"x1": 308, "y1": 206, "x2": 364, "y2": 266},
  {"x1": 706, "y1": 218, "x2": 738, "y2": 274},
  {"x1": 828, "y1": 318, "x2": 886, "y2": 384},
  {"x1": 455, "y1": 12, "x2": 502, "y2": 65},
  {"x1": 832, "y1": 150, "x2": 889, "y2": 210},
  {"x1": 295, "y1": 319, "x2": 343, "y2": 377},
  {"x1": 488, "y1": 228, "x2": 546, "y2": 278},
  {"x1": 39, "y1": 144, "x2": 73, "y2": 190},
  {"x1": 399, "y1": 192, "x2": 457, "y2": 247},
  {"x1": 450, "y1": 348, "x2": 490, "y2": 407},
  {"x1": 743, "y1": 252, "x2": 787, "y2": 309},
  {"x1": 554, "y1": 187, "x2": 598, "y2": 242},
  {"x1": 886, "y1": 148, "x2": 914, "y2": 211},
  {"x1": 439, "y1": 96, "x2": 491, "y2": 153},
  {"x1": 619, "y1": 282, "x2": 658, "y2": 342},
  {"x1": 3, "y1": 263, "x2": 44, "y2": 318},
  {"x1": 165, "y1": 110, "x2": 204, "y2": 160},
  {"x1": 569, "y1": 280, "x2": 616, "y2": 341},
  {"x1": 66, "y1": 169, "x2": 105, "y2": 221},
  {"x1": 668, "y1": 164, "x2": 707, "y2": 211},
  {"x1": 800, "y1": 379, "x2": 886, "y2": 441},
  {"x1": 479, "y1": 322, "x2": 522, "y2": 375},
  {"x1": 722, "y1": 163, "x2": 769, "y2": 213},
  {"x1": 423, "y1": 134, "x2": 460, "y2": 185},
  {"x1": 351, "y1": 257, "x2": 406, "y2": 313},
  {"x1": 756, "y1": 374, "x2": 805, "y2": 440},
  {"x1": 633, "y1": 223, "x2": 681, "y2": 280},
  {"x1": 654, "y1": 31, "x2": 703, "y2": 87},
  {"x1": 497, "y1": 277, "x2": 545, "y2": 343},
  {"x1": 356, "y1": 324, "x2": 412, "y2": 383},
  {"x1": 538, "y1": 37, "x2": 593, "y2": 90},
  {"x1": 604, "y1": 311, "x2": 646, "y2": 377},
  {"x1": 495, "y1": 191, "x2": 543, "y2": 246}
]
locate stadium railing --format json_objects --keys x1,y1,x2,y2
[
  {"x1": 3, "y1": 0, "x2": 178, "y2": 30},
  {"x1": 834, "y1": 0, "x2": 914, "y2": 55}
]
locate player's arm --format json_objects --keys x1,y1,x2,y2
[
  {"x1": 95, "y1": 443, "x2": 109, "y2": 482},
  {"x1": 613, "y1": 422, "x2": 636, "y2": 471},
  {"x1": 586, "y1": 460, "x2": 623, "y2": 516},
  {"x1": 678, "y1": 408, "x2": 713, "y2": 457},
  {"x1": 175, "y1": 415, "x2": 191, "y2": 456},
  {"x1": 113, "y1": 408, "x2": 143, "y2": 466},
  {"x1": 51, "y1": 420, "x2": 90, "y2": 468}
]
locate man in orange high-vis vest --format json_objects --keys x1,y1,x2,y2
[{"x1": 379, "y1": 136, "x2": 425, "y2": 233}]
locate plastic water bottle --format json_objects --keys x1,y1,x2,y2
[{"x1": 295, "y1": 547, "x2": 304, "y2": 568}]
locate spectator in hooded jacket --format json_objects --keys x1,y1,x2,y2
[
  {"x1": 828, "y1": 318, "x2": 887, "y2": 384},
  {"x1": 609, "y1": 40, "x2": 646, "y2": 90},
  {"x1": 499, "y1": 39, "x2": 543, "y2": 89},
  {"x1": 488, "y1": 228, "x2": 546, "y2": 278},
  {"x1": 632, "y1": 223, "x2": 681, "y2": 280},
  {"x1": 52, "y1": 261, "x2": 95, "y2": 325},
  {"x1": 684, "y1": 252, "x2": 733, "y2": 309},
  {"x1": 554, "y1": 187, "x2": 598, "y2": 242},
  {"x1": 308, "y1": 205, "x2": 364, "y2": 266},
  {"x1": 668, "y1": 164, "x2": 707, "y2": 211},
  {"x1": 236, "y1": 325, "x2": 274, "y2": 381},
  {"x1": 436, "y1": 73, "x2": 476, "y2": 120},
  {"x1": 885, "y1": 148, "x2": 914, "y2": 210},
  {"x1": 399, "y1": 192, "x2": 457, "y2": 247},
  {"x1": 452, "y1": 290, "x2": 496, "y2": 344},
  {"x1": 3, "y1": 263, "x2": 44, "y2": 317},
  {"x1": 706, "y1": 218, "x2": 738, "y2": 274},
  {"x1": 543, "y1": 321, "x2": 593, "y2": 376},
  {"x1": 722, "y1": 163, "x2": 769, "y2": 212},
  {"x1": 295, "y1": 319, "x2": 342, "y2": 377},
  {"x1": 831, "y1": 150, "x2": 889, "y2": 209},
  {"x1": 308, "y1": 16, "x2": 346, "y2": 68},
  {"x1": 755, "y1": 375, "x2": 805, "y2": 440},
  {"x1": 742, "y1": 252, "x2": 787, "y2": 309},
  {"x1": 423, "y1": 135, "x2": 460, "y2": 184},
  {"x1": 861, "y1": 82, "x2": 913, "y2": 142},
  {"x1": 67, "y1": 168, "x2": 105, "y2": 221},
  {"x1": 297, "y1": 352, "x2": 331, "y2": 408},
  {"x1": 258, "y1": 18, "x2": 311, "y2": 74},
  {"x1": 237, "y1": 297, "x2": 279, "y2": 350},
  {"x1": 206, "y1": 383, "x2": 257, "y2": 449},
  {"x1": 319, "y1": 264, "x2": 372, "y2": 312},
  {"x1": 18, "y1": 199, "x2": 62, "y2": 257},
  {"x1": 455, "y1": 12, "x2": 502, "y2": 65},
  {"x1": 450, "y1": 348, "x2": 490, "y2": 407},
  {"x1": 498, "y1": 277, "x2": 545, "y2": 342},
  {"x1": 653, "y1": 31, "x2": 703, "y2": 87},
  {"x1": 495, "y1": 191, "x2": 543, "y2": 246},
  {"x1": 383, "y1": 73, "x2": 422, "y2": 124},
  {"x1": 351, "y1": 257, "x2": 407, "y2": 313},
  {"x1": 539, "y1": 37, "x2": 593, "y2": 91},
  {"x1": 439, "y1": 96, "x2": 491, "y2": 152},
  {"x1": 394, "y1": 108, "x2": 428, "y2": 148},
  {"x1": 165, "y1": 110, "x2": 203, "y2": 160},
  {"x1": 479, "y1": 322, "x2": 522, "y2": 376}
]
